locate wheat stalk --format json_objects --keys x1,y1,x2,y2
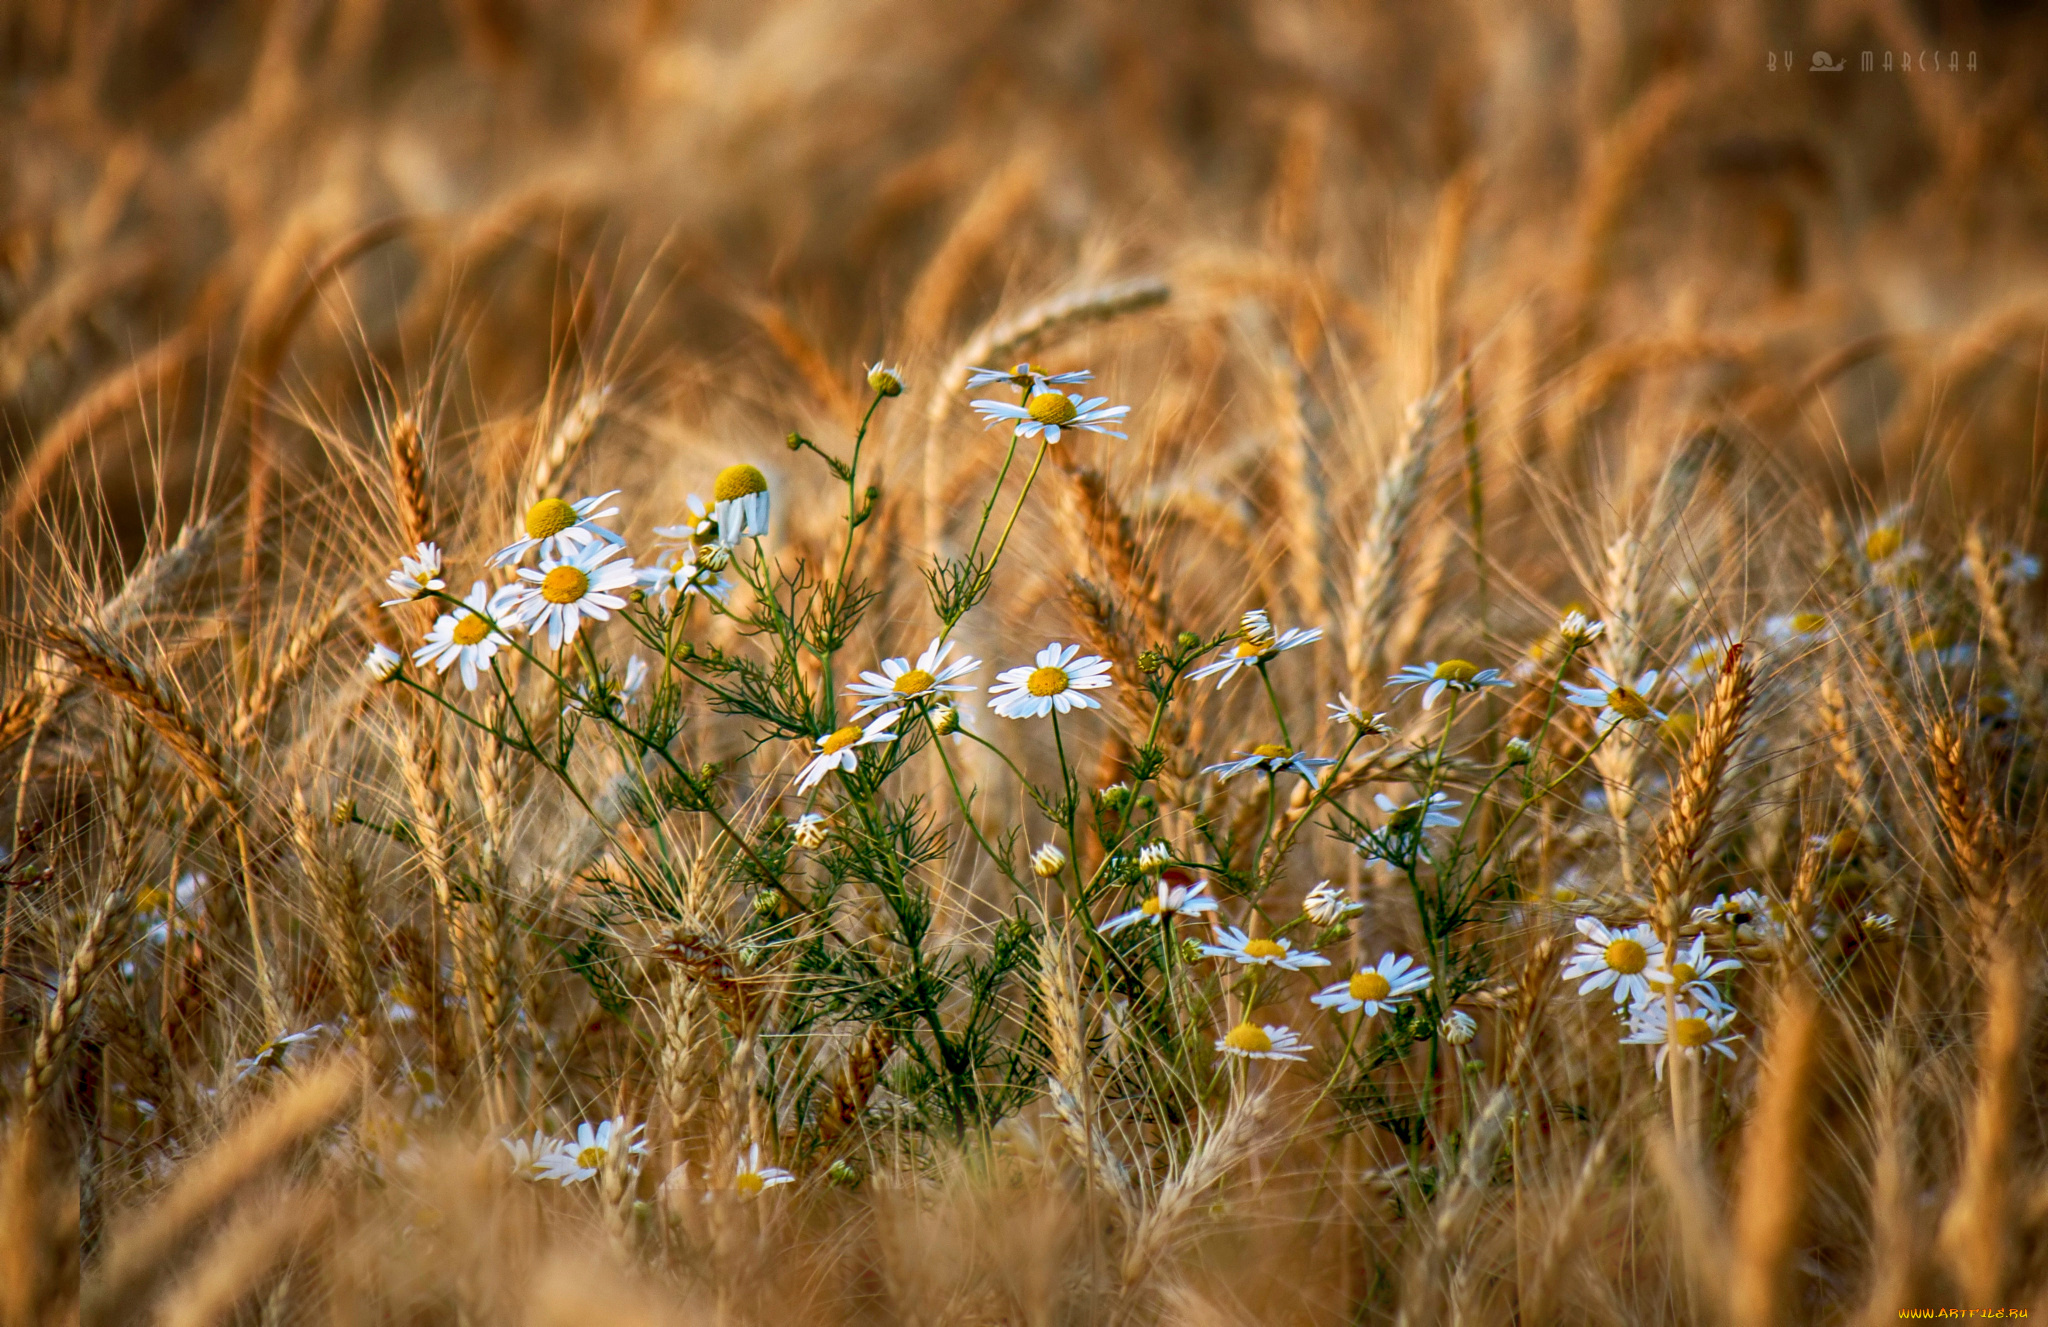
[
  {"x1": 1937, "y1": 944, "x2": 2028, "y2": 1306},
  {"x1": 1727, "y1": 985, "x2": 1818, "y2": 1327}
]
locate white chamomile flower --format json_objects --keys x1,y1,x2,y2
[
  {"x1": 234, "y1": 1026, "x2": 325, "y2": 1081},
  {"x1": 1860, "y1": 910, "x2": 1898, "y2": 938},
  {"x1": 1204, "y1": 743, "x2": 1337, "y2": 785},
  {"x1": 1312, "y1": 953, "x2": 1432, "y2": 1016},
  {"x1": 503, "y1": 1129, "x2": 565, "y2": 1181},
  {"x1": 381, "y1": 542, "x2": 445, "y2": 606},
  {"x1": 1215, "y1": 1022, "x2": 1311, "y2": 1062},
  {"x1": 846, "y1": 637, "x2": 980, "y2": 719},
  {"x1": 1187, "y1": 609, "x2": 1323, "y2": 688},
  {"x1": 1679, "y1": 635, "x2": 1740, "y2": 685},
  {"x1": 1328, "y1": 694, "x2": 1395, "y2": 735},
  {"x1": 1098, "y1": 876, "x2": 1217, "y2": 935},
  {"x1": 1563, "y1": 667, "x2": 1666, "y2": 731},
  {"x1": 989, "y1": 644, "x2": 1113, "y2": 719},
  {"x1": 1622, "y1": 1000, "x2": 1742, "y2": 1079},
  {"x1": 1302, "y1": 880, "x2": 1363, "y2": 926},
  {"x1": 964, "y1": 363, "x2": 1094, "y2": 393},
  {"x1": 712, "y1": 464, "x2": 771, "y2": 541},
  {"x1": 506, "y1": 541, "x2": 638, "y2": 650},
  {"x1": 1440, "y1": 1009, "x2": 1478, "y2": 1045},
  {"x1": 1556, "y1": 610, "x2": 1606, "y2": 649},
  {"x1": 412, "y1": 581, "x2": 517, "y2": 692},
  {"x1": 535, "y1": 1119, "x2": 647, "y2": 1185},
  {"x1": 636, "y1": 544, "x2": 731, "y2": 605},
  {"x1": 652, "y1": 493, "x2": 718, "y2": 545},
  {"x1": 791, "y1": 814, "x2": 828, "y2": 850},
  {"x1": 1373, "y1": 792, "x2": 1460, "y2": 831},
  {"x1": 1762, "y1": 612, "x2": 1830, "y2": 646},
  {"x1": 1199, "y1": 925, "x2": 1330, "y2": 971},
  {"x1": 1136, "y1": 841, "x2": 1173, "y2": 873},
  {"x1": 795, "y1": 710, "x2": 902, "y2": 794},
  {"x1": 365, "y1": 643, "x2": 403, "y2": 683},
  {"x1": 1387, "y1": 658, "x2": 1514, "y2": 709},
  {"x1": 733, "y1": 1142, "x2": 794, "y2": 1196},
  {"x1": 490, "y1": 492, "x2": 623, "y2": 568},
  {"x1": 970, "y1": 389, "x2": 1129, "y2": 444},
  {"x1": 1029, "y1": 844, "x2": 1070, "y2": 879},
  {"x1": 1561, "y1": 917, "x2": 1665, "y2": 1006},
  {"x1": 1646, "y1": 934, "x2": 1741, "y2": 1006}
]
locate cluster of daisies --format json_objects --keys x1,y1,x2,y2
[
  {"x1": 1561, "y1": 916, "x2": 1745, "y2": 1077},
  {"x1": 505, "y1": 1121, "x2": 795, "y2": 1198}
]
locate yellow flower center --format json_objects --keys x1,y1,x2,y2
[
  {"x1": 1606, "y1": 687, "x2": 1652, "y2": 721},
  {"x1": 714, "y1": 464, "x2": 768, "y2": 500},
  {"x1": 1349, "y1": 971, "x2": 1393, "y2": 1002},
  {"x1": 1233, "y1": 640, "x2": 1264, "y2": 658},
  {"x1": 1252, "y1": 743, "x2": 1292, "y2": 759},
  {"x1": 576, "y1": 1145, "x2": 606, "y2": 1170},
  {"x1": 820, "y1": 725, "x2": 864, "y2": 755},
  {"x1": 1669, "y1": 962, "x2": 1697, "y2": 986},
  {"x1": 1672, "y1": 1016, "x2": 1714, "y2": 1049},
  {"x1": 451, "y1": 615, "x2": 492, "y2": 646},
  {"x1": 1864, "y1": 526, "x2": 1904, "y2": 561},
  {"x1": 540, "y1": 566, "x2": 590, "y2": 604},
  {"x1": 524, "y1": 497, "x2": 579, "y2": 539},
  {"x1": 1223, "y1": 1023, "x2": 1272, "y2": 1054},
  {"x1": 1242, "y1": 938, "x2": 1286, "y2": 960},
  {"x1": 736, "y1": 1171, "x2": 765, "y2": 1195},
  {"x1": 1604, "y1": 938, "x2": 1648, "y2": 974},
  {"x1": 1026, "y1": 666, "x2": 1070, "y2": 696},
  {"x1": 1140, "y1": 895, "x2": 1165, "y2": 916},
  {"x1": 1433, "y1": 659, "x2": 1478, "y2": 684},
  {"x1": 893, "y1": 669, "x2": 935, "y2": 694},
  {"x1": 1791, "y1": 612, "x2": 1826, "y2": 633},
  {"x1": 1026, "y1": 392, "x2": 1079, "y2": 426},
  {"x1": 1552, "y1": 886, "x2": 1579, "y2": 903}
]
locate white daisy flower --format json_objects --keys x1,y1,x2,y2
[
  {"x1": 1387, "y1": 659, "x2": 1514, "y2": 709},
  {"x1": 1439, "y1": 1009, "x2": 1478, "y2": 1045},
  {"x1": 1373, "y1": 792, "x2": 1460, "y2": 831},
  {"x1": 1556, "y1": 610, "x2": 1606, "y2": 650},
  {"x1": 1621, "y1": 1000, "x2": 1742, "y2": 1079},
  {"x1": 1187, "y1": 609, "x2": 1322, "y2": 688},
  {"x1": 795, "y1": 710, "x2": 902, "y2": 794},
  {"x1": 234, "y1": 1026, "x2": 325, "y2": 1081},
  {"x1": 969, "y1": 389, "x2": 1129, "y2": 444},
  {"x1": 535, "y1": 1119, "x2": 647, "y2": 1186},
  {"x1": 964, "y1": 363, "x2": 1094, "y2": 393},
  {"x1": 846, "y1": 637, "x2": 980, "y2": 719},
  {"x1": 380, "y1": 542, "x2": 446, "y2": 606},
  {"x1": 1302, "y1": 880, "x2": 1363, "y2": 926},
  {"x1": 652, "y1": 492, "x2": 718, "y2": 544},
  {"x1": 636, "y1": 544, "x2": 731, "y2": 605},
  {"x1": 711, "y1": 464, "x2": 770, "y2": 542},
  {"x1": 733, "y1": 1142, "x2": 794, "y2": 1196},
  {"x1": 1678, "y1": 635, "x2": 1740, "y2": 685},
  {"x1": 1311, "y1": 953, "x2": 1432, "y2": 1016},
  {"x1": 505, "y1": 541, "x2": 638, "y2": 650},
  {"x1": 1328, "y1": 694, "x2": 1395, "y2": 735},
  {"x1": 412, "y1": 581, "x2": 517, "y2": 692},
  {"x1": 988, "y1": 644, "x2": 1113, "y2": 719},
  {"x1": 1560, "y1": 917, "x2": 1665, "y2": 1006},
  {"x1": 1030, "y1": 843, "x2": 1069, "y2": 878},
  {"x1": 1198, "y1": 925, "x2": 1330, "y2": 971},
  {"x1": 1098, "y1": 877, "x2": 1218, "y2": 935},
  {"x1": 1762, "y1": 612, "x2": 1830, "y2": 646},
  {"x1": 490, "y1": 492, "x2": 623, "y2": 568},
  {"x1": 1563, "y1": 667, "x2": 1666, "y2": 731},
  {"x1": 791, "y1": 813, "x2": 828, "y2": 850},
  {"x1": 1860, "y1": 910, "x2": 1898, "y2": 938},
  {"x1": 1646, "y1": 933, "x2": 1741, "y2": 1006},
  {"x1": 1204, "y1": 743, "x2": 1338, "y2": 785},
  {"x1": 503, "y1": 1129, "x2": 566, "y2": 1181},
  {"x1": 365, "y1": 643, "x2": 403, "y2": 683},
  {"x1": 1215, "y1": 1022, "x2": 1311, "y2": 1062},
  {"x1": 1136, "y1": 841, "x2": 1172, "y2": 874}
]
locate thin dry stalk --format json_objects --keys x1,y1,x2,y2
[
  {"x1": 1727, "y1": 985, "x2": 1818, "y2": 1327},
  {"x1": 1936, "y1": 943, "x2": 2028, "y2": 1306},
  {"x1": 230, "y1": 587, "x2": 357, "y2": 746}
]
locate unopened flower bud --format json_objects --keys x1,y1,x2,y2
[
  {"x1": 753, "y1": 890, "x2": 781, "y2": 917},
  {"x1": 786, "y1": 431, "x2": 808, "y2": 451},
  {"x1": 1030, "y1": 843, "x2": 1068, "y2": 878},
  {"x1": 931, "y1": 704, "x2": 961, "y2": 736},
  {"x1": 791, "y1": 814, "x2": 827, "y2": 850},
  {"x1": 827, "y1": 1158, "x2": 862, "y2": 1187},
  {"x1": 737, "y1": 944, "x2": 763, "y2": 969},
  {"x1": 1504, "y1": 737, "x2": 1534, "y2": 765},
  {"x1": 1098, "y1": 782, "x2": 1132, "y2": 811},
  {"x1": 1136, "y1": 650, "x2": 1163, "y2": 673},
  {"x1": 1176, "y1": 631, "x2": 1201, "y2": 651},
  {"x1": 865, "y1": 362, "x2": 905, "y2": 397},
  {"x1": 1439, "y1": 1009, "x2": 1477, "y2": 1045}
]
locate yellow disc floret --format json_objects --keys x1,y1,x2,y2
[
  {"x1": 1671, "y1": 1016, "x2": 1714, "y2": 1049},
  {"x1": 1864, "y1": 526, "x2": 1904, "y2": 561},
  {"x1": 524, "y1": 497, "x2": 579, "y2": 539},
  {"x1": 1252, "y1": 743, "x2": 1292, "y2": 759},
  {"x1": 1604, "y1": 938, "x2": 1648, "y2": 974},
  {"x1": 576, "y1": 1145, "x2": 606, "y2": 1170},
  {"x1": 1026, "y1": 666, "x2": 1070, "y2": 696},
  {"x1": 1791, "y1": 612, "x2": 1827, "y2": 633},
  {"x1": 1026, "y1": 393, "x2": 1079, "y2": 427},
  {"x1": 736, "y1": 1171, "x2": 765, "y2": 1195},
  {"x1": 1606, "y1": 686, "x2": 1653, "y2": 721},
  {"x1": 893, "y1": 669, "x2": 935, "y2": 695},
  {"x1": 540, "y1": 566, "x2": 590, "y2": 604},
  {"x1": 1242, "y1": 938, "x2": 1286, "y2": 960},
  {"x1": 714, "y1": 463, "x2": 769, "y2": 501},
  {"x1": 1140, "y1": 895, "x2": 1165, "y2": 916},
  {"x1": 1668, "y1": 962, "x2": 1697, "y2": 986},
  {"x1": 452, "y1": 615, "x2": 492, "y2": 646},
  {"x1": 820, "y1": 725, "x2": 864, "y2": 755},
  {"x1": 1433, "y1": 659, "x2": 1479, "y2": 685},
  {"x1": 1349, "y1": 971, "x2": 1393, "y2": 1002},
  {"x1": 1223, "y1": 1023, "x2": 1273, "y2": 1054}
]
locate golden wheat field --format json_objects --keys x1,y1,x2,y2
[{"x1": 6, "y1": 1, "x2": 2048, "y2": 1322}]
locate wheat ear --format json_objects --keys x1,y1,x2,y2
[
  {"x1": 288, "y1": 789, "x2": 374, "y2": 1033},
  {"x1": 818, "y1": 1024, "x2": 896, "y2": 1144},
  {"x1": 1345, "y1": 392, "x2": 1445, "y2": 691},
  {"x1": 518, "y1": 386, "x2": 609, "y2": 517},
  {"x1": 386, "y1": 409, "x2": 435, "y2": 550},
  {"x1": 21, "y1": 883, "x2": 137, "y2": 1112},
  {"x1": 1118, "y1": 1085, "x2": 1269, "y2": 1289},
  {"x1": 1649, "y1": 640, "x2": 1755, "y2": 937}
]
